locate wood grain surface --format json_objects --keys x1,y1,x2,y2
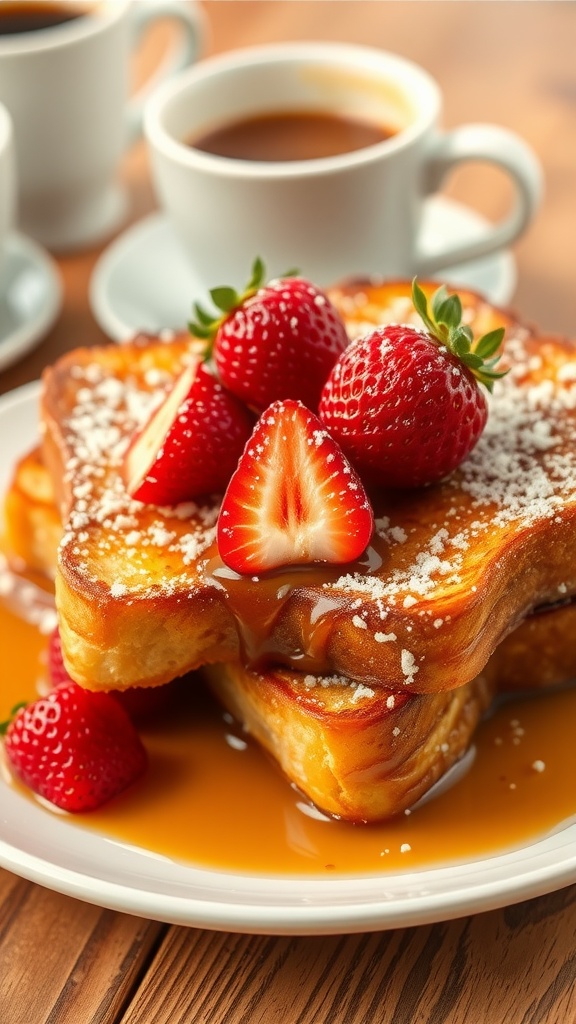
[{"x1": 1, "y1": 4, "x2": 575, "y2": 1023}]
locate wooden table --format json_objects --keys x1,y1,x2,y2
[{"x1": 1, "y1": 4, "x2": 575, "y2": 1022}]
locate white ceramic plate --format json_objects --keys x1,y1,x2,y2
[
  {"x1": 89, "y1": 197, "x2": 517, "y2": 343},
  {"x1": 2, "y1": 383, "x2": 576, "y2": 935},
  {"x1": 0, "y1": 233, "x2": 62, "y2": 372}
]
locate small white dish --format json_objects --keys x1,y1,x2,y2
[
  {"x1": 2, "y1": 385, "x2": 576, "y2": 935},
  {"x1": 90, "y1": 196, "x2": 517, "y2": 343},
  {"x1": 0, "y1": 232, "x2": 62, "y2": 372}
]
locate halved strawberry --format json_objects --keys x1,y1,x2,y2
[
  {"x1": 217, "y1": 399, "x2": 374, "y2": 575},
  {"x1": 123, "y1": 357, "x2": 253, "y2": 505}
]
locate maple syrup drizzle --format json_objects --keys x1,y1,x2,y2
[
  {"x1": 1, "y1": 598, "x2": 576, "y2": 876},
  {"x1": 203, "y1": 544, "x2": 383, "y2": 672}
]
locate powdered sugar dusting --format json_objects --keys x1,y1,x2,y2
[
  {"x1": 50, "y1": 312, "x2": 576, "y2": 692},
  {"x1": 55, "y1": 345, "x2": 218, "y2": 597},
  {"x1": 297, "y1": 671, "x2": 375, "y2": 709}
]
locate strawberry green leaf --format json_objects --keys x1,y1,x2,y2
[
  {"x1": 411, "y1": 278, "x2": 509, "y2": 392},
  {"x1": 461, "y1": 352, "x2": 484, "y2": 370},
  {"x1": 412, "y1": 278, "x2": 433, "y2": 329},
  {"x1": 187, "y1": 320, "x2": 211, "y2": 340},
  {"x1": 474, "y1": 327, "x2": 506, "y2": 359},
  {"x1": 435, "y1": 294, "x2": 462, "y2": 331},
  {"x1": 431, "y1": 284, "x2": 448, "y2": 321},
  {"x1": 451, "y1": 328, "x2": 472, "y2": 356},
  {"x1": 189, "y1": 258, "x2": 270, "y2": 351},
  {"x1": 246, "y1": 256, "x2": 266, "y2": 292},
  {"x1": 192, "y1": 302, "x2": 216, "y2": 327},
  {"x1": 209, "y1": 286, "x2": 240, "y2": 313}
]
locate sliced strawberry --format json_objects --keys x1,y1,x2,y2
[
  {"x1": 2, "y1": 683, "x2": 148, "y2": 812},
  {"x1": 123, "y1": 357, "x2": 253, "y2": 505},
  {"x1": 217, "y1": 399, "x2": 374, "y2": 575}
]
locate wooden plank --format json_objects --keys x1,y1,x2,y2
[
  {"x1": 118, "y1": 888, "x2": 576, "y2": 1024},
  {"x1": 0, "y1": 870, "x2": 165, "y2": 1024}
]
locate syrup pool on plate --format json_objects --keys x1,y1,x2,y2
[{"x1": 1, "y1": 600, "x2": 576, "y2": 875}]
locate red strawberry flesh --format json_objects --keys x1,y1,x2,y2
[{"x1": 217, "y1": 399, "x2": 374, "y2": 575}]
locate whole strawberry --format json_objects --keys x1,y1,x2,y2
[
  {"x1": 189, "y1": 258, "x2": 349, "y2": 412},
  {"x1": 318, "y1": 280, "x2": 507, "y2": 488},
  {"x1": 123, "y1": 356, "x2": 253, "y2": 505},
  {"x1": 1, "y1": 683, "x2": 148, "y2": 812}
]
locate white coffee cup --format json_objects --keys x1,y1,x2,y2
[
  {"x1": 0, "y1": 0, "x2": 205, "y2": 251},
  {"x1": 144, "y1": 42, "x2": 542, "y2": 288}
]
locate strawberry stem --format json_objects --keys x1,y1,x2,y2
[
  {"x1": 412, "y1": 278, "x2": 508, "y2": 392},
  {"x1": 188, "y1": 258, "x2": 300, "y2": 360},
  {"x1": 188, "y1": 257, "x2": 268, "y2": 358}
]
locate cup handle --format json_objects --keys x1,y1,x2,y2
[
  {"x1": 415, "y1": 124, "x2": 543, "y2": 276},
  {"x1": 125, "y1": 1, "x2": 206, "y2": 146}
]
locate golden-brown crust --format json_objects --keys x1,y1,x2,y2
[
  {"x1": 204, "y1": 661, "x2": 493, "y2": 821},
  {"x1": 329, "y1": 277, "x2": 523, "y2": 343},
  {"x1": 1, "y1": 448, "x2": 61, "y2": 577}
]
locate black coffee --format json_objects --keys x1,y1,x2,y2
[
  {"x1": 190, "y1": 110, "x2": 395, "y2": 162},
  {"x1": 0, "y1": 2, "x2": 87, "y2": 35}
]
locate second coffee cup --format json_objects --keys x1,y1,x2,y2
[{"x1": 144, "y1": 42, "x2": 542, "y2": 288}]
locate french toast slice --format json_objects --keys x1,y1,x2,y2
[
  {"x1": 2, "y1": 447, "x2": 61, "y2": 578},
  {"x1": 204, "y1": 663, "x2": 493, "y2": 822},
  {"x1": 204, "y1": 597, "x2": 576, "y2": 822},
  {"x1": 6, "y1": 445, "x2": 576, "y2": 697},
  {"x1": 3, "y1": 444, "x2": 576, "y2": 822},
  {"x1": 38, "y1": 283, "x2": 576, "y2": 693}
]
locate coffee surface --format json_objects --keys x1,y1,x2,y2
[
  {"x1": 0, "y1": 2, "x2": 86, "y2": 35},
  {"x1": 190, "y1": 110, "x2": 394, "y2": 162}
]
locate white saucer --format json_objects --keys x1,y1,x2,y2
[
  {"x1": 90, "y1": 197, "x2": 517, "y2": 343},
  {"x1": 0, "y1": 232, "x2": 62, "y2": 372}
]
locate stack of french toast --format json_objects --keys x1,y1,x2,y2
[{"x1": 4, "y1": 278, "x2": 576, "y2": 822}]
